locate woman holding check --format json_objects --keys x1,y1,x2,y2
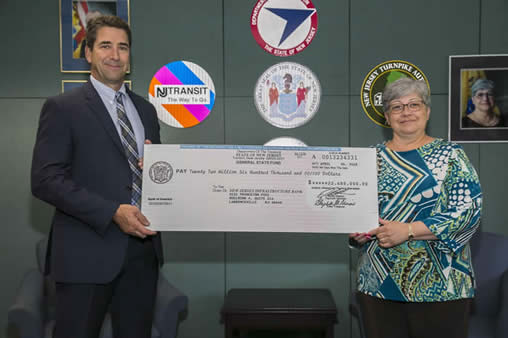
[{"x1": 350, "y1": 77, "x2": 482, "y2": 338}]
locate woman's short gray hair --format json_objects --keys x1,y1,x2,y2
[
  {"x1": 471, "y1": 79, "x2": 495, "y2": 97},
  {"x1": 382, "y1": 77, "x2": 431, "y2": 112}
]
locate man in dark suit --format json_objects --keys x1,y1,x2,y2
[{"x1": 31, "y1": 16, "x2": 163, "y2": 338}]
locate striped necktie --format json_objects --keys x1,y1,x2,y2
[{"x1": 115, "y1": 92, "x2": 142, "y2": 209}]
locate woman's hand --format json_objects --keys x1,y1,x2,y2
[
  {"x1": 368, "y1": 218, "x2": 409, "y2": 248},
  {"x1": 349, "y1": 232, "x2": 372, "y2": 247}
]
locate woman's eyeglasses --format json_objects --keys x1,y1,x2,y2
[
  {"x1": 475, "y1": 92, "x2": 494, "y2": 99},
  {"x1": 388, "y1": 101, "x2": 425, "y2": 115}
]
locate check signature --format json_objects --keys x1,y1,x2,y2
[{"x1": 315, "y1": 188, "x2": 356, "y2": 208}]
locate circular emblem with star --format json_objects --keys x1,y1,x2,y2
[
  {"x1": 254, "y1": 62, "x2": 321, "y2": 129},
  {"x1": 251, "y1": 0, "x2": 318, "y2": 57},
  {"x1": 361, "y1": 60, "x2": 430, "y2": 128}
]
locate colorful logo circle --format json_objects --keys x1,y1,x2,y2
[
  {"x1": 251, "y1": 0, "x2": 318, "y2": 57},
  {"x1": 149, "y1": 61, "x2": 215, "y2": 128},
  {"x1": 361, "y1": 60, "x2": 429, "y2": 127},
  {"x1": 254, "y1": 62, "x2": 321, "y2": 129}
]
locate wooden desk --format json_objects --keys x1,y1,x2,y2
[{"x1": 221, "y1": 288, "x2": 338, "y2": 338}]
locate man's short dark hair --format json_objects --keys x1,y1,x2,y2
[{"x1": 85, "y1": 15, "x2": 132, "y2": 50}]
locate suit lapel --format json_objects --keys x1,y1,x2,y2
[
  {"x1": 83, "y1": 81, "x2": 126, "y2": 157},
  {"x1": 127, "y1": 88, "x2": 152, "y2": 142},
  {"x1": 126, "y1": 88, "x2": 148, "y2": 129}
]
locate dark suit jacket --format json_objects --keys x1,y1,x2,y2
[{"x1": 31, "y1": 81, "x2": 163, "y2": 284}]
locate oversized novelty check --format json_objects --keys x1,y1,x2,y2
[{"x1": 142, "y1": 145, "x2": 378, "y2": 233}]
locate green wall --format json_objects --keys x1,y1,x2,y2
[{"x1": 1, "y1": 1, "x2": 506, "y2": 338}]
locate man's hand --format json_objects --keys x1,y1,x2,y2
[
  {"x1": 368, "y1": 218, "x2": 409, "y2": 248},
  {"x1": 138, "y1": 139, "x2": 152, "y2": 170},
  {"x1": 113, "y1": 204, "x2": 156, "y2": 238}
]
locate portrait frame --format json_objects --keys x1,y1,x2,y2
[
  {"x1": 62, "y1": 80, "x2": 131, "y2": 92},
  {"x1": 449, "y1": 54, "x2": 508, "y2": 143},
  {"x1": 60, "y1": 0, "x2": 130, "y2": 72}
]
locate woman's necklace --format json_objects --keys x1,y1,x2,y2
[
  {"x1": 386, "y1": 135, "x2": 433, "y2": 152},
  {"x1": 468, "y1": 111, "x2": 499, "y2": 126}
]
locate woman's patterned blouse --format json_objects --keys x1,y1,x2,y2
[{"x1": 357, "y1": 139, "x2": 482, "y2": 302}]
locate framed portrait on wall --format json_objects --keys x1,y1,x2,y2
[
  {"x1": 60, "y1": 0, "x2": 130, "y2": 72},
  {"x1": 449, "y1": 54, "x2": 508, "y2": 143},
  {"x1": 62, "y1": 80, "x2": 131, "y2": 92}
]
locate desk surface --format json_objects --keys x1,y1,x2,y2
[{"x1": 222, "y1": 288, "x2": 337, "y2": 315}]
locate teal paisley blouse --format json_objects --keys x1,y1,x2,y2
[{"x1": 357, "y1": 139, "x2": 482, "y2": 302}]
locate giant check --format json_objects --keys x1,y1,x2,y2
[{"x1": 142, "y1": 145, "x2": 378, "y2": 233}]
